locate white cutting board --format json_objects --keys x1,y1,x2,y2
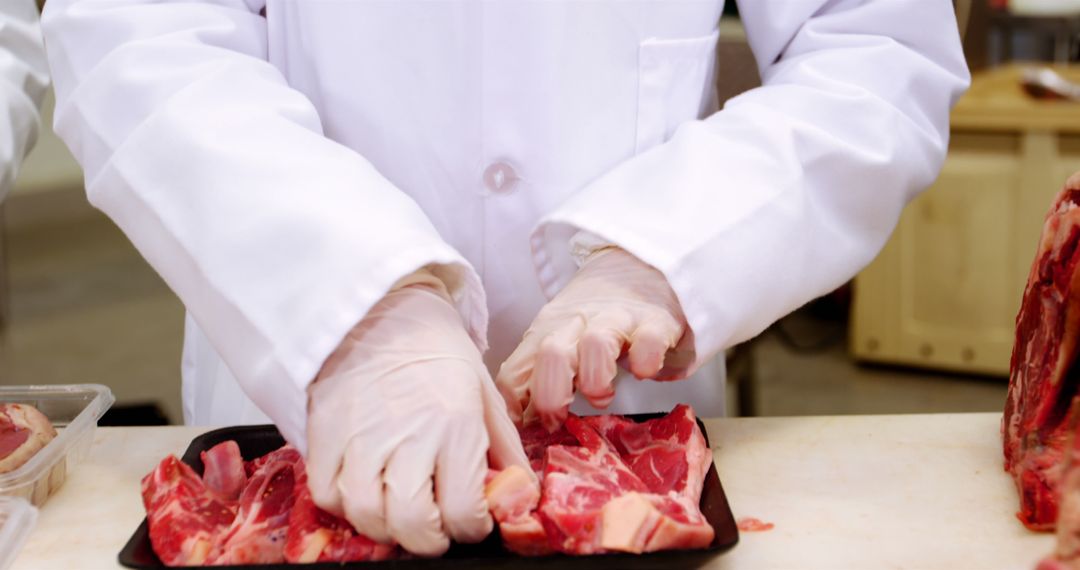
[{"x1": 707, "y1": 413, "x2": 1053, "y2": 569}]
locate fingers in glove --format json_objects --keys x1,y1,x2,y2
[
  {"x1": 384, "y1": 440, "x2": 449, "y2": 557},
  {"x1": 338, "y1": 436, "x2": 392, "y2": 544},
  {"x1": 494, "y1": 336, "x2": 538, "y2": 427},
  {"x1": 577, "y1": 325, "x2": 624, "y2": 409},
  {"x1": 627, "y1": 315, "x2": 683, "y2": 380},
  {"x1": 533, "y1": 320, "x2": 585, "y2": 432},
  {"x1": 305, "y1": 395, "x2": 349, "y2": 518},
  {"x1": 654, "y1": 329, "x2": 697, "y2": 381},
  {"x1": 435, "y1": 421, "x2": 494, "y2": 544},
  {"x1": 480, "y1": 375, "x2": 535, "y2": 480}
]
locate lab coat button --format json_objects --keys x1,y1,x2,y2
[{"x1": 483, "y1": 162, "x2": 519, "y2": 194}]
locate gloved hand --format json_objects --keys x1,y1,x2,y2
[
  {"x1": 496, "y1": 247, "x2": 695, "y2": 431},
  {"x1": 305, "y1": 270, "x2": 531, "y2": 557}
]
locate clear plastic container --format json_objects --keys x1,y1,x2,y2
[
  {"x1": 0, "y1": 384, "x2": 114, "y2": 506},
  {"x1": 0, "y1": 497, "x2": 36, "y2": 570}
]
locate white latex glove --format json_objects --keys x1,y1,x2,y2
[
  {"x1": 496, "y1": 247, "x2": 695, "y2": 431},
  {"x1": 306, "y1": 270, "x2": 531, "y2": 557}
]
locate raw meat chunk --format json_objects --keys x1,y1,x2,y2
[
  {"x1": 539, "y1": 416, "x2": 651, "y2": 554},
  {"x1": 206, "y1": 447, "x2": 300, "y2": 564},
  {"x1": 584, "y1": 404, "x2": 710, "y2": 503},
  {"x1": 1005, "y1": 173, "x2": 1080, "y2": 530},
  {"x1": 141, "y1": 456, "x2": 237, "y2": 566},
  {"x1": 486, "y1": 466, "x2": 539, "y2": 523},
  {"x1": 541, "y1": 416, "x2": 713, "y2": 554}
]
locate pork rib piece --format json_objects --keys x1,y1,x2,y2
[
  {"x1": 206, "y1": 446, "x2": 301, "y2": 565},
  {"x1": 1005, "y1": 174, "x2": 1080, "y2": 531},
  {"x1": 488, "y1": 405, "x2": 714, "y2": 555},
  {"x1": 142, "y1": 445, "x2": 296, "y2": 566},
  {"x1": 141, "y1": 454, "x2": 237, "y2": 566}
]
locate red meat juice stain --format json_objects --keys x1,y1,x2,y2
[{"x1": 736, "y1": 517, "x2": 774, "y2": 532}]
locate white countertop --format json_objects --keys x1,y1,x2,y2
[{"x1": 11, "y1": 413, "x2": 1053, "y2": 569}]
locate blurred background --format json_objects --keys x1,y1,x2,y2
[{"x1": 2, "y1": 0, "x2": 1079, "y2": 425}]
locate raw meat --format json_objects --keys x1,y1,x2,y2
[
  {"x1": 0, "y1": 403, "x2": 57, "y2": 473},
  {"x1": 146, "y1": 406, "x2": 712, "y2": 563},
  {"x1": 584, "y1": 404, "x2": 710, "y2": 503},
  {"x1": 207, "y1": 447, "x2": 300, "y2": 564},
  {"x1": 141, "y1": 454, "x2": 237, "y2": 566},
  {"x1": 142, "y1": 442, "x2": 399, "y2": 566},
  {"x1": 284, "y1": 463, "x2": 397, "y2": 563},
  {"x1": 736, "y1": 517, "x2": 775, "y2": 532},
  {"x1": 1005, "y1": 173, "x2": 1080, "y2": 531},
  {"x1": 518, "y1": 421, "x2": 579, "y2": 473},
  {"x1": 539, "y1": 416, "x2": 651, "y2": 554},
  {"x1": 200, "y1": 441, "x2": 245, "y2": 501},
  {"x1": 485, "y1": 466, "x2": 549, "y2": 555},
  {"x1": 487, "y1": 405, "x2": 714, "y2": 555}
]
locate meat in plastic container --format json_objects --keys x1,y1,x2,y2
[
  {"x1": 0, "y1": 497, "x2": 36, "y2": 570},
  {"x1": 0, "y1": 384, "x2": 114, "y2": 507}
]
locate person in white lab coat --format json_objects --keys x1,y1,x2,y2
[
  {"x1": 0, "y1": 0, "x2": 48, "y2": 199},
  {"x1": 40, "y1": 0, "x2": 969, "y2": 556}
]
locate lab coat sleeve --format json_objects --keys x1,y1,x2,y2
[
  {"x1": 0, "y1": 0, "x2": 48, "y2": 199},
  {"x1": 40, "y1": 0, "x2": 487, "y2": 451},
  {"x1": 533, "y1": 0, "x2": 970, "y2": 367}
]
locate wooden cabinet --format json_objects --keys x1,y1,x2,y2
[{"x1": 851, "y1": 65, "x2": 1080, "y2": 375}]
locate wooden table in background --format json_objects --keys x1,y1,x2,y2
[{"x1": 852, "y1": 63, "x2": 1080, "y2": 376}]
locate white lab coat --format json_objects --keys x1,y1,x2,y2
[
  {"x1": 0, "y1": 0, "x2": 48, "y2": 199},
  {"x1": 41, "y1": 0, "x2": 969, "y2": 450}
]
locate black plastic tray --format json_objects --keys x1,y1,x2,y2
[{"x1": 119, "y1": 414, "x2": 738, "y2": 569}]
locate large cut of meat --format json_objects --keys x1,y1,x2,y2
[
  {"x1": 0, "y1": 403, "x2": 57, "y2": 473},
  {"x1": 142, "y1": 442, "x2": 399, "y2": 565},
  {"x1": 486, "y1": 404, "x2": 714, "y2": 555},
  {"x1": 1005, "y1": 173, "x2": 1080, "y2": 531}
]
